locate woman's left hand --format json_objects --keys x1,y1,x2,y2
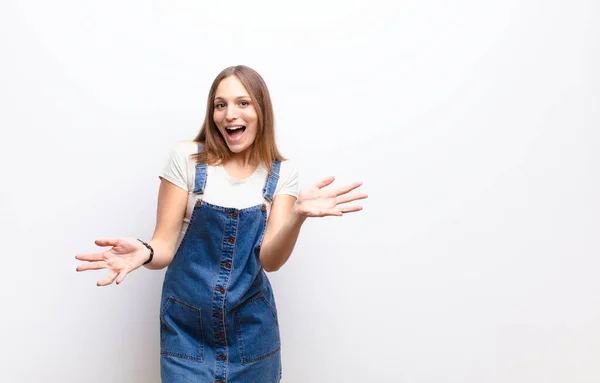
[{"x1": 294, "y1": 176, "x2": 368, "y2": 218}]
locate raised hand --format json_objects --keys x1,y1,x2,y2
[
  {"x1": 75, "y1": 238, "x2": 150, "y2": 286},
  {"x1": 294, "y1": 176, "x2": 368, "y2": 218}
]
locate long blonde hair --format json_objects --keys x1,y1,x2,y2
[{"x1": 192, "y1": 65, "x2": 285, "y2": 173}]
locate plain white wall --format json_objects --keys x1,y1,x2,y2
[{"x1": 1, "y1": 0, "x2": 598, "y2": 382}]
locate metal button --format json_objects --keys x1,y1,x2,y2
[
  {"x1": 217, "y1": 354, "x2": 227, "y2": 361},
  {"x1": 226, "y1": 237, "x2": 235, "y2": 244},
  {"x1": 214, "y1": 312, "x2": 223, "y2": 319},
  {"x1": 216, "y1": 286, "x2": 225, "y2": 294},
  {"x1": 261, "y1": 204, "x2": 267, "y2": 212},
  {"x1": 222, "y1": 261, "x2": 231, "y2": 269},
  {"x1": 215, "y1": 380, "x2": 225, "y2": 383},
  {"x1": 215, "y1": 333, "x2": 225, "y2": 339},
  {"x1": 231, "y1": 211, "x2": 238, "y2": 218},
  {"x1": 195, "y1": 200, "x2": 202, "y2": 208}
]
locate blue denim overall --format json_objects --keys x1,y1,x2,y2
[{"x1": 159, "y1": 152, "x2": 282, "y2": 383}]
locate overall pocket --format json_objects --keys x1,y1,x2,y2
[
  {"x1": 234, "y1": 294, "x2": 281, "y2": 364},
  {"x1": 160, "y1": 296, "x2": 204, "y2": 362}
]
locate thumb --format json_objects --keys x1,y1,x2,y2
[
  {"x1": 315, "y1": 176, "x2": 335, "y2": 189},
  {"x1": 95, "y1": 238, "x2": 120, "y2": 247},
  {"x1": 115, "y1": 270, "x2": 129, "y2": 285}
]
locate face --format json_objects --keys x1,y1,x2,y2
[{"x1": 213, "y1": 76, "x2": 259, "y2": 156}]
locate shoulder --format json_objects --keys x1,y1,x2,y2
[
  {"x1": 160, "y1": 141, "x2": 201, "y2": 190},
  {"x1": 277, "y1": 159, "x2": 299, "y2": 179},
  {"x1": 275, "y1": 159, "x2": 299, "y2": 196}
]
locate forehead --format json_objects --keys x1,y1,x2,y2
[{"x1": 214, "y1": 76, "x2": 250, "y2": 100}]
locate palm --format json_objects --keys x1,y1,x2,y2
[
  {"x1": 104, "y1": 241, "x2": 143, "y2": 269},
  {"x1": 297, "y1": 185, "x2": 338, "y2": 214},
  {"x1": 295, "y1": 176, "x2": 368, "y2": 217},
  {"x1": 75, "y1": 237, "x2": 148, "y2": 286}
]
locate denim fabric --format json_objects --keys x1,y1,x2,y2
[{"x1": 160, "y1": 146, "x2": 283, "y2": 383}]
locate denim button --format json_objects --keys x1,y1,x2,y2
[
  {"x1": 216, "y1": 286, "x2": 225, "y2": 294},
  {"x1": 215, "y1": 380, "x2": 225, "y2": 383},
  {"x1": 222, "y1": 261, "x2": 231, "y2": 269},
  {"x1": 232, "y1": 211, "x2": 238, "y2": 218},
  {"x1": 217, "y1": 354, "x2": 227, "y2": 361},
  {"x1": 195, "y1": 200, "x2": 202, "y2": 208},
  {"x1": 261, "y1": 204, "x2": 267, "y2": 212},
  {"x1": 226, "y1": 237, "x2": 235, "y2": 244},
  {"x1": 215, "y1": 333, "x2": 225, "y2": 339},
  {"x1": 214, "y1": 312, "x2": 223, "y2": 319}
]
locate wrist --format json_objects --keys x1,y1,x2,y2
[
  {"x1": 291, "y1": 202, "x2": 308, "y2": 225},
  {"x1": 137, "y1": 239, "x2": 154, "y2": 265}
]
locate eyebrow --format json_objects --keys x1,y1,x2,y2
[{"x1": 214, "y1": 96, "x2": 251, "y2": 102}]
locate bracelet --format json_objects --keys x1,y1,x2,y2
[{"x1": 137, "y1": 239, "x2": 154, "y2": 265}]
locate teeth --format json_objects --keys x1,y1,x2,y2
[{"x1": 226, "y1": 126, "x2": 244, "y2": 131}]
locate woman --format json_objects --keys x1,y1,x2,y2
[{"x1": 76, "y1": 65, "x2": 367, "y2": 382}]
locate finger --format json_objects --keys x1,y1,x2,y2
[
  {"x1": 334, "y1": 181, "x2": 364, "y2": 196},
  {"x1": 97, "y1": 271, "x2": 118, "y2": 287},
  {"x1": 339, "y1": 205, "x2": 364, "y2": 214},
  {"x1": 95, "y1": 238, "x2": 120, "y2": 247},
  {"x1": 336, "y1": 192, "x2": 369, "y2": 205},
  {"x1": 76, "y1": 261, "x2": 108, "y2": 272},
  {"x1": 312, "y1": 208, "x2": 343, "y2": 217},
  {"x1": 75, "y1": 253, "x2": 105, "y2": 262},
  {"x1": 315, "y1": 176, "x2": 335, "y2": 189},
  {"x1": 115, "y1": 270, "x2": 128, "y2": 285}
]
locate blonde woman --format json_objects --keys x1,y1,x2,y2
[{"x1": 76, "y1": 65, "x2": 367, "y2": 383}]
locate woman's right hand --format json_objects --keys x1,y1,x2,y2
[{"x1": 75, "y1": 238, "x2": 151, "y2": 286}]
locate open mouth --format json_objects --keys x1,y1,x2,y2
[{"x1": 225, "y1": 126, "x2": 246, "y2": 140}]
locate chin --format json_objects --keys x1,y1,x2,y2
[{"x1": 227, "y1": 143, "x2": 250, "y2": 153}]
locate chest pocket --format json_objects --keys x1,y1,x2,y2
[
  {"x1": 234, "y1": 294, "x2": 281, "y2": 364},
  {"x1": 160, "y1": 296, "x2": 205, "y2": 362}
]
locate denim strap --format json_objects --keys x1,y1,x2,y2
[
  {"x1": 262, "y1": 160, "x2": 281, "y2": 202},
  {"x1": 193, "y1": 145, "x2": 207, "y2": 195}
]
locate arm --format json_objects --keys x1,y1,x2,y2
[
  {"x1": 259, "y1": 195, "x2": 304, "y2": 272},
  {"x1": 259, "y1": 176, "x2": 368, "y2": 272},
  {"x1": 75, "y1": 178, "x2": 188, "y2": 286},
  {"x1": 145, "y1": 178, "x2": 189, "y2": 270}
]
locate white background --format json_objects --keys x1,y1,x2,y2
[{"x1": 1, "y1": 1, "x2": 599, "y2": 382}]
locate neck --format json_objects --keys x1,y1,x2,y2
[{"x1": 226, "y1": 148, "x2": 258, "y2": 168}]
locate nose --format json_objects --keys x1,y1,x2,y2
[{"x1": 225, "y1": 105, "x2": 238, "y2": 120}]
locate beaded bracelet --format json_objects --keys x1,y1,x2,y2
[{"x1": 137, "y1": 239, "x2": 154, "y2": 265}]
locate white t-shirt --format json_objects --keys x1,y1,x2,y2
[{"x1": 159, "y1": 141, "x2": 299, "y2": 247}]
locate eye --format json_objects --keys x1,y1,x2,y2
[
  {"x1": 240, "y1": 100, "x2": 250, "y2": 107},
  {"x1": 215, "y1": 102, "x2": 225, "y2": 110}
]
